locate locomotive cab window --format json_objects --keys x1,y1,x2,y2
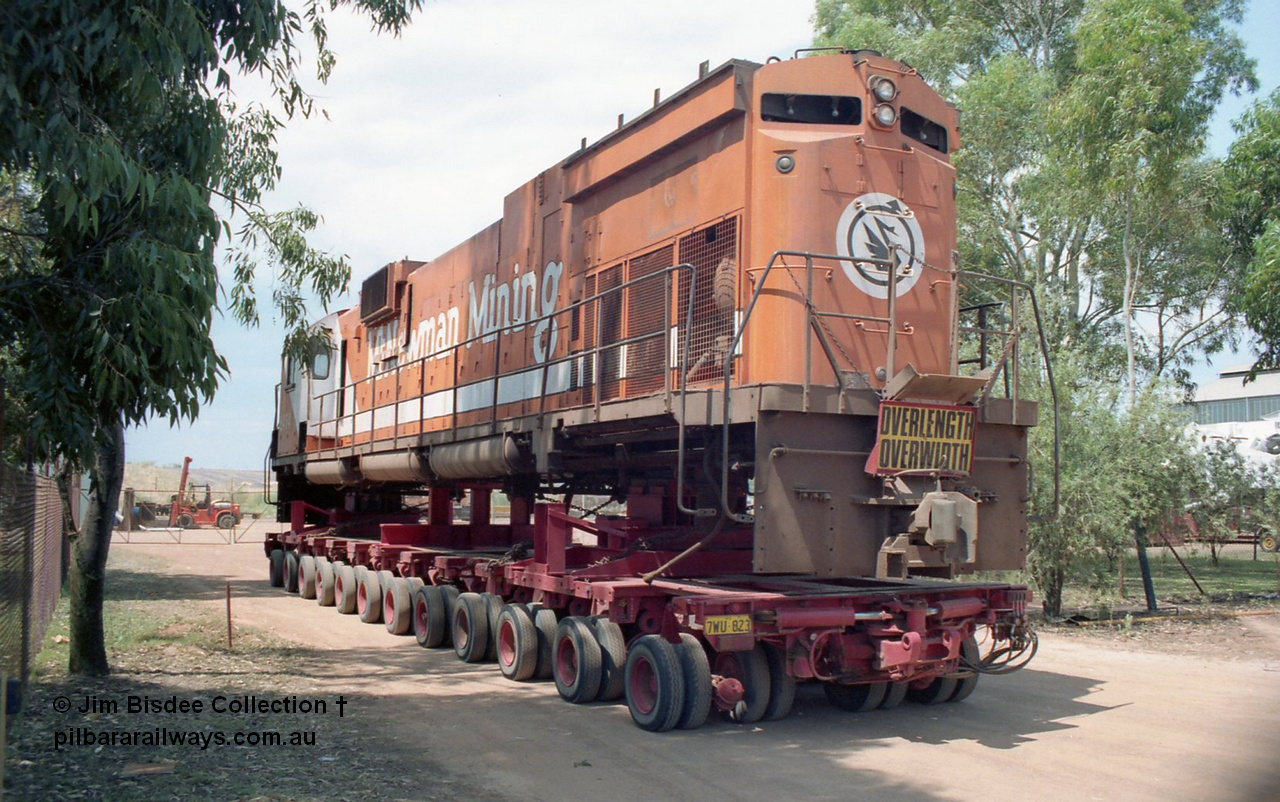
[
  {"x1": 901, "y1": 107, "x2": 949, "y2": 153},
  {"x1": 761, "y1": 93, "x2": 861, "y2": 125},
  {"x1": 311, "y1": 348, "x2": 331, "y2": 381}
]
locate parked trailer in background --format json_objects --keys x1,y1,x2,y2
[{"x1": 266, "y1": 49, "x2": 1045, "y2": 730}]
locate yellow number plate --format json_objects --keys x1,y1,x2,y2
[{"x1": 704, "y1": 614, "x2": 752, "y2": 636}]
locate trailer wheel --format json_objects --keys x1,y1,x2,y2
[
  {"x1": 496, "y1": 604, "x2": 538, "y2": 681},
  {"x1": 529, "y1": 604, "x2": 558, "y2": 679},
  {"x1": 298, "y1": 555, "x2": 317, "y2": 600},
  {"x1": 413, "y1": 586, "x2": 447, "y2": 648},
  {"x1": 761, "y1": 643, "x2": 796, "y2": 721},
  {"x1": 553, "y1": 617, "x2": 602, "y2": 703},
  {"x1": 453, "y1": 592, "x2": 491, "y2": 663},
  {"x1": 481, "y1": 593, "x2": 504, "y2": 661},
  {"x1": 824, "y1": 682, "x2": 887, "y2": 713},
  {"x1": 335, "y1": 564, "x2": 358, "y2": 614},
  {"x1": 439, "y1": 586, "x2": 460, "y2": 646},
  {"x1": 358, "y1": 571, "x2": 383, "y2": 624},
  {"x1": 268, "y1": 549, "x2": 285, "y2": 588},
  {"x1": 406, "y1": 576, "x2": 425, "y2": 593},
  {"x1": 675, "y1": 634, "x2": 712, "y2": 730},
  {"x1": 591, "y1": 618, "x2": 627, "y2": 702},
  {"x1": 948, "y1": 636, "x2": 981, "y2": 703},
  {"x1": 714, "y1": 647, "x2": 771, "y2": 724},
  {"x1": 624, "y1": 635, "x2": 685, "y2": 732},
  {"x1": 283, "y1": 551, "x2": 300, "y2": 594},
  {"x1": 384, "y1": 578, "x2": 413, "y2": 636},
  {"x1": 376, "y1": 570, "x2": 396, "y2": 595},
  {"x1": 216, "y1": 512, "x2": 236, "y2": 530},
  {"x1": 880, "y1": 682, "x2": 908, "y2": 709},
  {"x1": 908, "y1": 674, "x2": 957, "y2": 705},
  {"x1": 1260, "y1": 529, "x2": 1279, "y2": 553},
  {"x1": 316, "y1": 558, "x2": 336, "y2": 607}
]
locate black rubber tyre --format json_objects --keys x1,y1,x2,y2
[
  {"x1": 283, "y1": 551, "x2": 300, "y2": 594},
  {"x1": 529, "y1": 603, "x2": 558, "y2": 679},
  {"x1": 624, "y1": 635, "x2": 685, "y2": 732},
  {"x1": 438, "y1": 586, "x2": 460, "y2": 647},
  {"x1": 453, "y1": 592, "x2": 490, "y2": 663},
  {"x1": 715, "y1": 647, "x2": 771, "y2": 724},
  {"x1": 824, "y1": 682, "x2": 887, "y2": 712},
  {"x1": 761, "y1": 643, "x2": 796, "y2": 721},
  {"x1": 268, "y1": 549, "x2": 285, "y2": 587},
  {"x1": 413, "y1": 585, "x2": 447, "y2": 647},
  {"x1": 496, "y1": 604, "x2": 538, "y2": 681},
  {"x1": 406, "y1": 576, "x2": 425, "y2": 593},
  {"x1": 177, "y1": 513, "x2": 195, "y2": 529},
  {"x1": 909, "y1": 675, "x2": 958, "y2": 705},
  {"x1": 216, "y1": 512, "x2": 236, "y2": 529},
  {"x1": 591, "y1": 617, "x2": 627, "y2": 702},
  {"x1": 384, "y1": 578, "x2": 413, "y2": 635},
  {"x1": 880, "y1": 682, "x2": 908, "y2": 709},
  {"x1": 316, "y1": 558, "x2": 336, "y2": 607},
  {"x1": 298, "y1": 555, "x2": 317, "y2": 599},
  {"x1": 358, "y1": 570, "x2": 383, "y2": 624},
  {"x1": 376, "y1": 569, "x2": 396, "y2": 596},
  {"x1": 675, "y1": 633, "x2": 712, "y2": 730},
  {"x1": 334, "y1": 563, "x2": 358, "y2": 614},
  {"x1": 949, "y1": 636, "x2": 981, "y2": 703},
  {"x1": 481, "y1": 593, "x2": 504, "y2": 661},
  {"x1": 354, "y1": 564, "x2": 369, "y2": 586},
  {"x1": 1260, "y1": 530, "x2": 1279, "y2": 554},
  {"x1": 553, "y1": 617, "x2": 603, "y2": 703}
]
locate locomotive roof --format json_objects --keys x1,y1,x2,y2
[{"x1": 562, "y1": 58, "x2": 761, "y2": 170}]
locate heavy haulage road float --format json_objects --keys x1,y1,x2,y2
[{"x1": 265, "y1": 48, "x2": 1050, "y2": 731}]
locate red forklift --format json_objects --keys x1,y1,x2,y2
[{"x1": 167, "y1": 457, "x2": 242, "y2": 529}]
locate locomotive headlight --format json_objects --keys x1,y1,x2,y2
[
  {"x1": 775, "y1": 154, "x2": 796, "y2": 174},
  {"x1": 874, "y1": 103, "x2": 898, "y2": 127},
  {"x1": 871, "y1": 75, "x2": 897, "y2": 102}
]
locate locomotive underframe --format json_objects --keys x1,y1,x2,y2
[{"x1": 268, "y1": 379, "x2": 1034, "y2": 694}]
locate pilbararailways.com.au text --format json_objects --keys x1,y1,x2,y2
[{"x1": 55, "y1": 727, "x2": 318, "y2": 751}]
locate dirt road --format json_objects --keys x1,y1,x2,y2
[{"x1": 116, "y1": 529, "x2": 1280, "y2": 802}]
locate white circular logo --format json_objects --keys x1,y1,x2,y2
[{"x1": 835, "y1": 193, "x2": 925, "y2": 299}]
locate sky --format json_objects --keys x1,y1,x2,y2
[{"x1": 126, "y1": 0, "x2": 1280, "y2": 470}]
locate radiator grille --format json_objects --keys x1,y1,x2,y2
[
  {"x1": 677, "y1": 217, "x2": 738, "y2": 384},
  {"x1": 623, "y1": 245, "x2": 674, "y2": 397}
]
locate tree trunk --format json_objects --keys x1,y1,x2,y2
[
  {"x1": 1041, "y1": 566, "x2": 1064, "y2": 618},
  {"x1": 1122, "y1": 204, "x2": 1137, "y2": 406},
  {"x1": 68, "y1": 419, "x2": 124, "y2": 676}
]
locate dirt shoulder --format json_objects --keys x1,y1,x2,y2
[{"x1": 3, "y1": 546, "x2": 495, "y2": 802}]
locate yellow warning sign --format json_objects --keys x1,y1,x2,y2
[{"x1": 869, "y1": 401, "x2": 975, "y2": 476}]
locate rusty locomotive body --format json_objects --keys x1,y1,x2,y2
[{"x1": 268, "y1": 50, "x2": 1040, "y2": 730}]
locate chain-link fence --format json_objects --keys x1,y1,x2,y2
[{"x1": 0, "y1": 462, "x2": 65, "y2": 690}]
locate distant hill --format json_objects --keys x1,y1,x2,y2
[{"x1": 124, "y1": 461, "x2": 268, "y2": 495}]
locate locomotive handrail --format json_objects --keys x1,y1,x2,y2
[
  {"x1": 305, "y1": 263, "x2": 699, "y2": 470},
  {"x1": 955, "y1": 270, "x2": 1060, "y2": 522},
  {"x1": 715, "y1": 251, "x2": 1057, "y2": 525},
  {"x1": 716, "y1": 248, "x2": 900, "y2": 524}
]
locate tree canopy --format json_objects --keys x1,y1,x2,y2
[
  {"x1": 0, "y1": 0, "x2": 420, "y2": 468},
  {"x1": 0, "y1": 0, "x2": 421, "y2": 675}
]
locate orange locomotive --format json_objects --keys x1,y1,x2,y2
[{"x1": 268, "y1": 50, "x2": 1043, "y2": 730}]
